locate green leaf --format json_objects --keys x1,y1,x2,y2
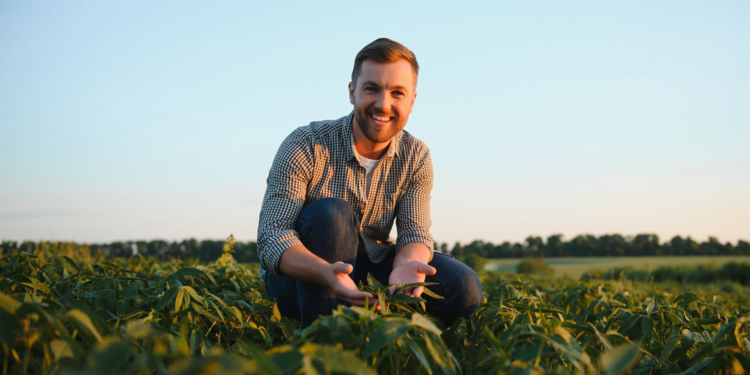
[
  {"x1": 86, "y1": 337, "x2": 130, "y2": 375},
  {"x1": 640, "y1": 316, "x2": 654, "y2": 342},
  {"x1": 224, "y1": 306, "x2": 243, "y2": 322},
  {"x1": 0, "y1": 291, "x2": 21, "y2": 314},
  {"x1": 424, "y1": 333, "x2": 455, "y2": 373},
  {"x1": 712, "y1": 320, "x2": 736, "y2": 345},
  {"x1": 600, "y1": 342, "x2": 641, "y2": 374},
  {"x1": 618, "y1": 314, "x2": 641, "y2": 335},
  {"x1": 301, "y1": 344, "x2": 377, "y2": 375},
  {"x1": 176, "y1": 267, "x2": 204, "y2": 277},
  {"x1": 154, "y1": 287, "x2": 179, "y2": 312},
  {"x1": 391, "y1": 294, "x2": 426, "y2": 304},
  {"x1": 174, "y1": 289, "x2": 190, "y2": 314},
  {"x1": 646, "y1": 298, "x2": 659, "y2": 315},
  {"x1": 411, "y1": 313, "x2": 442, "y2": 336},
  {"x1": 659, "y1": 325, "x2": 682, "y2": 365},
  {"x1": 50, "y1": 339, "x2": 73, "y2": 360},
  {"x1": 405, "y1": 338, "x2": 433, "y2": 375},
  {"x1": 302, "y1": 356, "x2": 326, "y2": 375},
  {"x1": 181, "y1": 286, "x2": 205, "y2": 306},
  {"x1": 121, "y1": 285, "x2": 138, "y2": 298},
  {"x1": 668, "y1": 310, "x2": 682, "y2": 324},
  {"x1": 123, "y1": 320, "x2": 152, "y2": 340},
  {"x1": 367, "y1": 273, "x2": 384, "y2": 289},
  {"x1": 421, "y1": 287, "x2": 445, "y2": 300},
  {"x1": 61, "y1": 255, "x2": 81, "y2": 274},
  {"x1": 239, "y1": 342, "x2": 282, "y2": 375},
  {"x1": 66, "y1": 309, "x2": 103, "y2": 343},
  {"x1": 270, "y1": 348, "x2": 303, "y2": 373},
  {"x1": 363, "y1": 318, "x2": 411, "y2": 357},
  {"x1": 273, "y1": 302, "x2": 281, "y2": 322},
  {"x1": 93, "y1": 278, "x2": 114, "y2": 289}
]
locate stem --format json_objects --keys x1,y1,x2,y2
[{"x1": 3, "y1": 347, "x2": 8, "y2": 375}]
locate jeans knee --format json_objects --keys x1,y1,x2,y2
[
  {"x1": 427, "y1": 254, "x2": 483, "y2": 325},
  {"x1": 295, "y1": 198, "x2": 359, "y2": 263}
]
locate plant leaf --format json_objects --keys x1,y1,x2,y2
[{"x1": 600, "y1": 341, "x2": 641, "y2": 375}]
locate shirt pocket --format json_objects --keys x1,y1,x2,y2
[{"x1": 382, "y1": 187, "x2": 402, "y2": 210}]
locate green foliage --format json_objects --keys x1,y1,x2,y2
[
  {"x1": 583, "y1": 260, "x2": 750, "y2": 286},
  {"x1": 1, "y1": 239, "x2": 749, "y2": 374},
  {"x1": 448, "y1": 234, "x2": 750, "y2": 259},
  {"x1": 463, "y1": 254, "x2": 486, "y2": 273},
  {"x1": 516, "y1": 257, "x2": 553, "y2": 275}
]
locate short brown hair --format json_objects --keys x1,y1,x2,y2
[{"x1": 351, "y1": 38, "x2": 419, "y2": 87}]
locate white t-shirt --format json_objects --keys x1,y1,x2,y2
[{"x1": 357, "y1": 154, "x2": 381, "y2": 197}]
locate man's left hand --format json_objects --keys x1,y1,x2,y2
[{"x1": 388, "y1": 260, "x2": 436, "y2": 297}]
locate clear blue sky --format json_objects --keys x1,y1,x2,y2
[{"x1": 1, "y1": 1, "x2": 748, "y2": 245}]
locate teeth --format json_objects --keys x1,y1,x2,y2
[{"x1": 371, "y1": 114, "x2": 390, "y2": 122}]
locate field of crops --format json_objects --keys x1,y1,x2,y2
[{"x1": 2, "y1": 240, "x2": 749, "y2": 374}]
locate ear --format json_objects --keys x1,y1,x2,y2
[
  {"x1": 409, "y1": 91, "x2": 417, "y2": 114},
  {"x1": 348, "y1": 81, "x2": 355, "y2": 105}
]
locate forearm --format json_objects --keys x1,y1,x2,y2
[
  {"x1": 393, "y1": 243, "x2": 431, "y2": 268},
  {"x1": 278, "y1": 244, "x2": 331, "y2": 284}
]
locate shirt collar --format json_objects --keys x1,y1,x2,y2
[{"x1": 344, "y1": 112, "x2": 402, "y2": 162}]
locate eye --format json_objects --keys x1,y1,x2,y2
[
  {"x1": 364, "y1": 86, "x2": 377, "y2": 92},
  {"x1": 392, "y1": 90, "x2": 404, "y2": 97}
]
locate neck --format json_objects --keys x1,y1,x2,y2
[{"x1": 352, "y1": 120, "x2": 390, "y2": 159}]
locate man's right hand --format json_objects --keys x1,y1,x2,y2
[
  {"x1": 325, "y1": 262, "x2": 380, "y2": 309},
  {"x1": 278, "y1": 245, "x2": 379, "y2": 309}
]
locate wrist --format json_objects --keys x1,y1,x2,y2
[{"x1": 393, "y1": 243, "x2": 431, "y2": 268}]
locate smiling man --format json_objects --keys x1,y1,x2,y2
[{"x1": 257, "y1": 38, "x2": 482, "y2": 328}]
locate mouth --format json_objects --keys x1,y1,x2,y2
[{"x1": 369, "y1": 113, "x2": 393, "y2": 125}]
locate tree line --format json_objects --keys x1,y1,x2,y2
[
  {"x1": 1, "y1": 233, "x2": 748, "y2": 261},
  {"x1": 0, "y1": 239, "x2": 259, "y2": 263},
  {"x1": 442, "y1": 234, "x2": 750, "y2": 259}
]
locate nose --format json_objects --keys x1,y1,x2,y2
[{"x1": 375, "y1": 91, "x2": 391, "y2": 112}]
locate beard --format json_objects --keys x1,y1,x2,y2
[{"x1": 353, "y1": 106, "x2": 405, "y2": 144}]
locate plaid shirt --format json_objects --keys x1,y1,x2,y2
[{"x1": 257, "y1": 112, "x2": 434, "y2": 276}]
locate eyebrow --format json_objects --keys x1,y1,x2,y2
[{"x1": 361, "y1": 81, "x2": 408, "y2": 91}]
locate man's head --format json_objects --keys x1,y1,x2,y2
[
  {"x1": 349, "y1": 38, "x2": 419, "y2": 148},
  {"x1": 351, "y1": 38, "x2": 419, "y2": 88}
]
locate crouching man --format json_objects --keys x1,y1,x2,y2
[{"x1": 257, "y1": 38, "x2": 482, "y2": 328}]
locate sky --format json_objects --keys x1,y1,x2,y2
[{"x1": 1, "y1": 1, "x2": 748, "y2": 246}]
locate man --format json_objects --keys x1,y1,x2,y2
[{"x1": 257, "y1": 38, "x2": 482, "y2": 328}]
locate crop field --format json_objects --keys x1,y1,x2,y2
[
  {"x1": 2, "y1": 240, "x2": 749, "y2": 374},
  {"x1": 485, "y1": 256, "x2": 750, "y2": 279}
]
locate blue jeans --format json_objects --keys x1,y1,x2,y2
[{"x1": 264, "y1": 198, "x2": 483, "y2": 328}]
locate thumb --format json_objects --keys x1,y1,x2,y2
[
  {"x1": 417, "y1": 263, "x2": 437, "y2": 275},
  {"x1": 332, "y1": 262, "x2": 353, "y2": 275}
]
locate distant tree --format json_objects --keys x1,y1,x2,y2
[
  {"x1": 525, "y1": 236, "x2": 544, "y2": 256},
  {"x1": 451, "y1": 242, "x2": 464, "y2": 260},
  {"x1": 463, "y1": 253, "x2": 486, "y2": 273},
  {"x1": 546, "y1": 234, "x2": 564, "y2": 257},
  {"x1": 516, "y1": 257, "x2": 553, "y2": 275}
]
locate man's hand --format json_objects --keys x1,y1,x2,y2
[
  {"x1": 325, "y1": 262, "x2": 380, "y2": 309},
  {"x1": 387, "y1": 260, "x2": 437, "y2": 297},
  {"x1": 278, "y1": 245, "x2": 379, "y2": 309},
  {"x1": 388, "y1": 243, "x2": 435, "y2": 297}
]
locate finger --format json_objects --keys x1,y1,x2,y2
[
  {"x1": 341, "y1": 289, "x2": 373, "y2": 300},
  {"x1": 412, "y1": 286, "x2": 424, "y2": 297},
  {"x1": 332, "y1": 262, "x2": 353, "y2": 275},
  {"x1": 401, "y1": 287, "x2": 413, "y2": 295},
  {"x1": 417, "y1": 263, "x2": 437, "y2": 275},
  {"x1": 388, "y1": 285, "x2": 396, "y2": 296},
  {"x1": 342, "y1": 296, "x2": 380, "y2": 309}
]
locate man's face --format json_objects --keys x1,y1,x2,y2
[{"x1": 349, "y1": 59, "x2": 417, "y2": 145}]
